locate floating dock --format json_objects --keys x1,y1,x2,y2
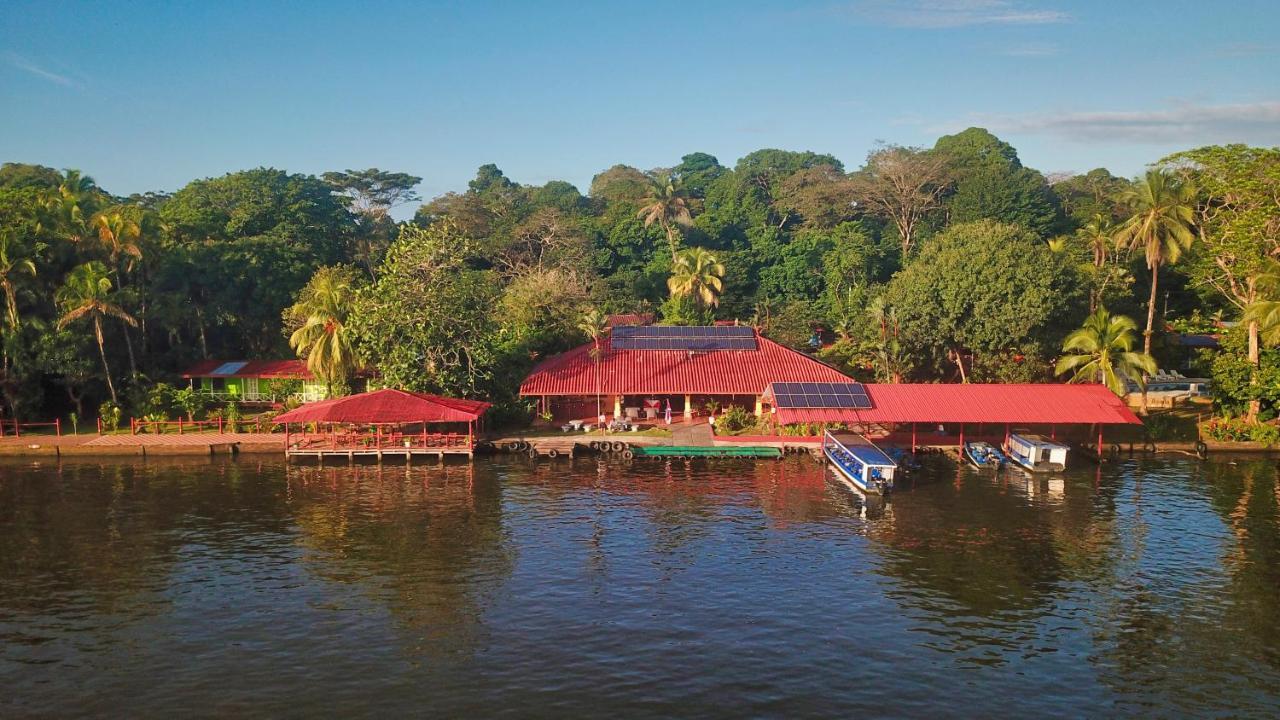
[{"x1": 634, "y1": 445, "x2": 782, "y2": 459}]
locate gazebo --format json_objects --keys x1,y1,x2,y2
[{"x1": 274, "y1": 388, "x2": 490, "y2": 460}]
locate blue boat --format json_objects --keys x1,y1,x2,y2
[
  {"x1": 822, "y1": 431, "x2": 898, "y2": 495},
  {"x1": 964, "y1": 441, "x2": 1007, "y2": 470}
]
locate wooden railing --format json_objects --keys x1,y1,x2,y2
[{"x1": 0, "y1": 419, "x2": 62, "y2": 437}]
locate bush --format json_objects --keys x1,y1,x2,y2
[
  {"x1": 717, "y1": 405, "x2": 757, "y2": 433},
  {"x1": 1201, "y1": 416, "x2": 1280, "y2": 445},
  {"x1": 224, "y1": 401, "x2": 242, "y2": 432},
  {"x1": 99, "y1": 401, "x2": 122, "y2": 432}
]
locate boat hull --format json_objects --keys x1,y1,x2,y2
[{"x1": 824, "y1": 446, "x2": 883, "y2": 495}]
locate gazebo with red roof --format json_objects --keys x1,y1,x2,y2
[{"x1": 275, "y1": 388, "x2": 490, "y2": 459}]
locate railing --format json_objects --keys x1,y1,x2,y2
[
  {"x1": 0, "y1": 419, "x2": 62, "y2": 437},
  {"x1": 290, "y1": 431, "x2": 472, "y2": 452},
  {"x1": 196, "y1": 390, "x2": 328, "y2": 404},
  {"x1": 131, "y1": 417, "x2": 280, "y2": 434}
]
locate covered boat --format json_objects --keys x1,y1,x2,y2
[
  {"x1": 1004, "y1": 433, "x2": 1068, "y2": 473},
  {"x1": 823, "y1": 431, "x2": 897, "y2": 495}
]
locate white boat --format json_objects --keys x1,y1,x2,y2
[
  {"x1": 823, "y1": 431, "x2": 898, "y2": 495},
  {"x1": 1004, "y1": 433, "x2": 1068, "y2": 473}
]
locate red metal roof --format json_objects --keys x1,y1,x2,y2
[
  {"x1": 519, "y1": 331, "x2": 851, "y2": 396},
  {"x1": 181, "y1": 360, "x2": 314, "y2": 379},
  {"x1": 773, "y1": 383, "x2": 1141, "y2": 426},
  {"x1": 273, "y1": 389, "x2": 490, "y2": 424}
]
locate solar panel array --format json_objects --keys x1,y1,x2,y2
[
  {"x1": 211, "y1": 361, "x2": 250, "y2": 376},
  {"x1": 770, "y1": 382, "x2": 872, "y2": 409},
  {"x1": 611, "y1": 325, "x2": 757, "y2": 351}
]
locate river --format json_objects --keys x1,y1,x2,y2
[{"x1": 2, "y1": 454, "x2": 1278, "y2": 718}]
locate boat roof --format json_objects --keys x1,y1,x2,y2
[
  {"x1": 829, "y1": 432, "x2": 897, "y2": 467},
  {"x1": 1010, "y1": 433, "x2": 1069, "y2": 449}
]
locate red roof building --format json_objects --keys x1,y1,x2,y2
[
  {"x1": 520, "y1": 326, "x2": 851, "y2": 421},
  {"x1": 274, "y1": 389, "x2": 489, "y2": 425}
]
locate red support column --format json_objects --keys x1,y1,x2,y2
[
  {"x1": 218, "y1": 416, "x2": 224, "y2": 433},
  {"x1": 958, "y1": 423, "x2": 964, "y2": 451},
  {"x1": 98, "y1": 417, "x2": 103, "y2": 435},
  {"x1": 1051, "y1": 423, "x2": 1056, "y2": 440},
  {"x1": 376, "y1": 424, "x2": 382, "y2": 448},
  {"x1": 911, "y1": 423, "x2": 917, "y2": 453},
  {"x1": 178, "y1": 417, "x2": 184, "y2": 435},
  {"x1": 1004, "y1": 423, "x2": 1010, "y2": 447},
  {"x1": 1098, "y1": 425, "x2": 1104, "y2": 456},
  {"x1": 284, "y1": 423, "x2": 290, "y2": 451},
  {"x1": 55, "y1": 418, "x2": 61, "y2": 437}
]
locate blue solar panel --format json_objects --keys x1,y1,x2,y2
[
  {"x1": 770, "y1": 382, "x2": 872, "y2": 409},
  {"x1": 611, "y1": 325, "x2": 757, "y2": 351}
]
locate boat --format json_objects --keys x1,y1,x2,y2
[
  {"x1": 822, "y1": 431, "x2": 898, "y2": 495},
  {"x1": 964, "y1": 441, "x2": 1007, "y2": 470},
  {"x1": 1003, "y1": 433, "x2": 1069, "y2": 473}
]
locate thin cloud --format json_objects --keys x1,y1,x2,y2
[
  {"x1": 836, "y1": 0, "x2": 1068, "y2": 29},
  {"x1": 1212, "y1": 42, "x2": 1276, "y2": 58},
  {"x1": 996, "y1": 42, "x2": 1059, "y2": 57},
  {"x1": 6, "y1": 53, "x2": 80, "y2": 88},
  {"x1": 965, "y1": 100, "x2": 1280, "y2": 144}
]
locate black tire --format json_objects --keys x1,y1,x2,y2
[
  {"x1": 547, "y1": 448, "x2": 559, "y2": 459},
  {"x1": 588, "y1": 441, "x2": 600, "y2": 451},
  {"x1": 1109, "y1": 443, "x2": 1122, "y2": 457},
  {"x1": 1195, "y1": 440, "x2": 1208, "y2": 460},
  {"x1": 506, "y1": 441, "x2": 521, "y2": 452},
  {"x1": 526, "y1": 448, "x2": 538, "y2": 459},
  {"x1": 612, "y1": 441, "x2": 626, "y2": 453},
  {"x1": 621, "y1": 449, "x2": 634, "y2": 460}
]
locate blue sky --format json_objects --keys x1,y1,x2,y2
[{"x1": 2, "y1": 1, "x2": 1277, "y2": 213}]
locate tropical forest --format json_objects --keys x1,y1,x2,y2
[{"x1": 1, "y1": 130, "x2": 1277, "y2": 433}]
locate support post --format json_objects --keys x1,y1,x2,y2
[
  {"x1": 56, "y1": 418, "x2": 61, "y2": 437},
  {"x1": 178, "y1": 417, "x2": 184, "y2": 435},
  {"x1": 284, "y1": 424, "x2": 290, "y2": 455},
  {"x1": 755, "y1": 396, "x2": 763, "y2": 416},
  {"x1": 684, "y1": 394, "x2": 693, "y2": 420},
  {"x1": 613, "y1": 396, "x2": 622, "y2": 419},
  {"x1": 1005, "y1": 423, "x2": 1010, "y2": 447},
  {"x1": 1051, "y1": 423, "x2": 1056, "y2": 440},
  {"x1": 911, "y1": 423, "x2": 916, "y2": 453},
  {"x1": 958, "y1": 423, "x2": 964, "y2": 453},
  {"x1": 1098, "y1": 425, "x2": 1104, "y2": 457},
  {"x1": 218, "y1": 416, "x2": 223, "y2": 433}
]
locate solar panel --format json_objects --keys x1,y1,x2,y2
[
  {"x1": 211, "y1": 361, "x2": 249, "y2": 376},
  {"x1": 769, "y1": 382, "x2": 872, "y2": 409},
  {"x1": 610, "y1": 325, "x2": 757, "y2": 351}
]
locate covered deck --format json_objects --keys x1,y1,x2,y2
[{"x1": 274, "y1": 389, "x2": 490, "y2": 461}]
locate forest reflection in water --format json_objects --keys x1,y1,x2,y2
[{"x1": 2, "y1": 454, "x2": 1279, "y2": 717}]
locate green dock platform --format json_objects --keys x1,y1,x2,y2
[{"x1": 634, "y1": 445, "x2": 782, "y2": 459}]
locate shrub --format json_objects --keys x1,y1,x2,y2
[
  {"x1": 99, "y1": 401, "x2": 122, "y2": 432},
  {"x1": 1201, "y1": 416, "x2": 1280, "y2": 445},
  {"x1": 717, "y1": 405, "x2": 756, "y2": 433},
  {"x1": 224, "y1": 401, "x2": 242, "y2": 433}
]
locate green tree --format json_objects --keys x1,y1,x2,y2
[
  {"x1": 286, "y1": 266, "x2": 363, "y2": 394},
  {"x1": 56, "y1": 262, "x2": 136, "y2": 404},
  {"x1": 322, "y1": 168, "x2": 421, "y2": 278},
  {"x1": 887, "y1": 220, "x2": 1083, "y2": 379},
  {"x1": 1164, "y1": 145, "x2": 1280, "y2": 420},
  {"x1": 1054, "y1": 307, "x2": 1157, "y2": 396},
  {"x1": 638, "y1": 172, "x2": 696, "y2": 261},
  {"x1": 667, "y1": 247, "x2": 725, "y2": 309},
  {"x1": 0, "y1": 230, "x2": 36, "y2": 330},
  {"x1": 934, "y1": 127, "x2": 1063, "y2": 238},
  {"x1": 1114, "y1": 169, "x2": 1197, "y2": 355},
  {"x1": 348, "y1": 222, "x2": 498, "y2": 395}
]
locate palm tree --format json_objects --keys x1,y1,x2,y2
[
  {"x1": 1078, "y1": 213, "x2": 1116, "y2": 269},
  {"x1": 89, "y1": 207, "x2": 144, "y2": 270},
  {"x1": 1115, "y1": 170, "x2": 1197, "y2": 355},
  {"x1": 1244, "y1": 259, "x2": 1280, "y2": 346},
  {"x1": 56, "y1": 262, "x2": 136, "y2": 404},
  {"x1": 43, "y1": 170, "x2": 102, "y2": 244},
  {"x1": 667, "y1": 247, "x2": 724, "y2": 308},
  {"x1": 287, "y1": 267, "x2": 361, "y2": 394},
  {"x1": 577, "y1": 308, "x2": 608, "y2": 426},
  {"x1": 0, "y1": 231, "x2": 36, "y2": 331},
  {"x1": 637, "y1": 172, "x2": 695, "y2": 261},
  {"x1": 1054, "y1": 307, "x2": 1157, "y2": 397}
]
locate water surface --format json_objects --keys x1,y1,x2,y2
[{"x1": 2, "y1": 454, "x2": 1279, "y2": 717}]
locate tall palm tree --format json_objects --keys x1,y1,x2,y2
[
  {"x1": 667, "y1": 247, "x2": 724, "y2": 308},
  {"x1": 0, "y1": 231, "x2": 36, "y2": 331},
  {"x1": 287, "y1": 267, "x2": 361, "y2": 394},
  {"x1": 56, "y1": 262, "x2": 136, "y2": 404},
  {"x1": 1054, "y1": 307, "x2": 1157, "y2": 397},
  {"x1": 1115, "y1": 170, "x2": 1197, "y2": 355},
  {"x1": 1078, "y1": 213, "x2": 1116, "y2": 269},
  {"x1": 577, "y1": 308, "x2": 608, "y2": 426},
  {"x1": 637, "y1": 172, "x2": 695, "y2": 261}
]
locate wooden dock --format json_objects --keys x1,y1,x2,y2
[{"x1": 286, "y1": 446, "x2": 474, "y2": 463}]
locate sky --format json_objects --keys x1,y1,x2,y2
[{"x1": 2, "y1": 0, "x2": 1278, "y2": 216}]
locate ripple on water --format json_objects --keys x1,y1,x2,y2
[{"x1": 1, "y1": 455, "x2": 1280, "y2": 717}]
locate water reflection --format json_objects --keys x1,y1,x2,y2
[{"x1": 2, "y1": 454, "x2": 1280, "y2": 716}]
